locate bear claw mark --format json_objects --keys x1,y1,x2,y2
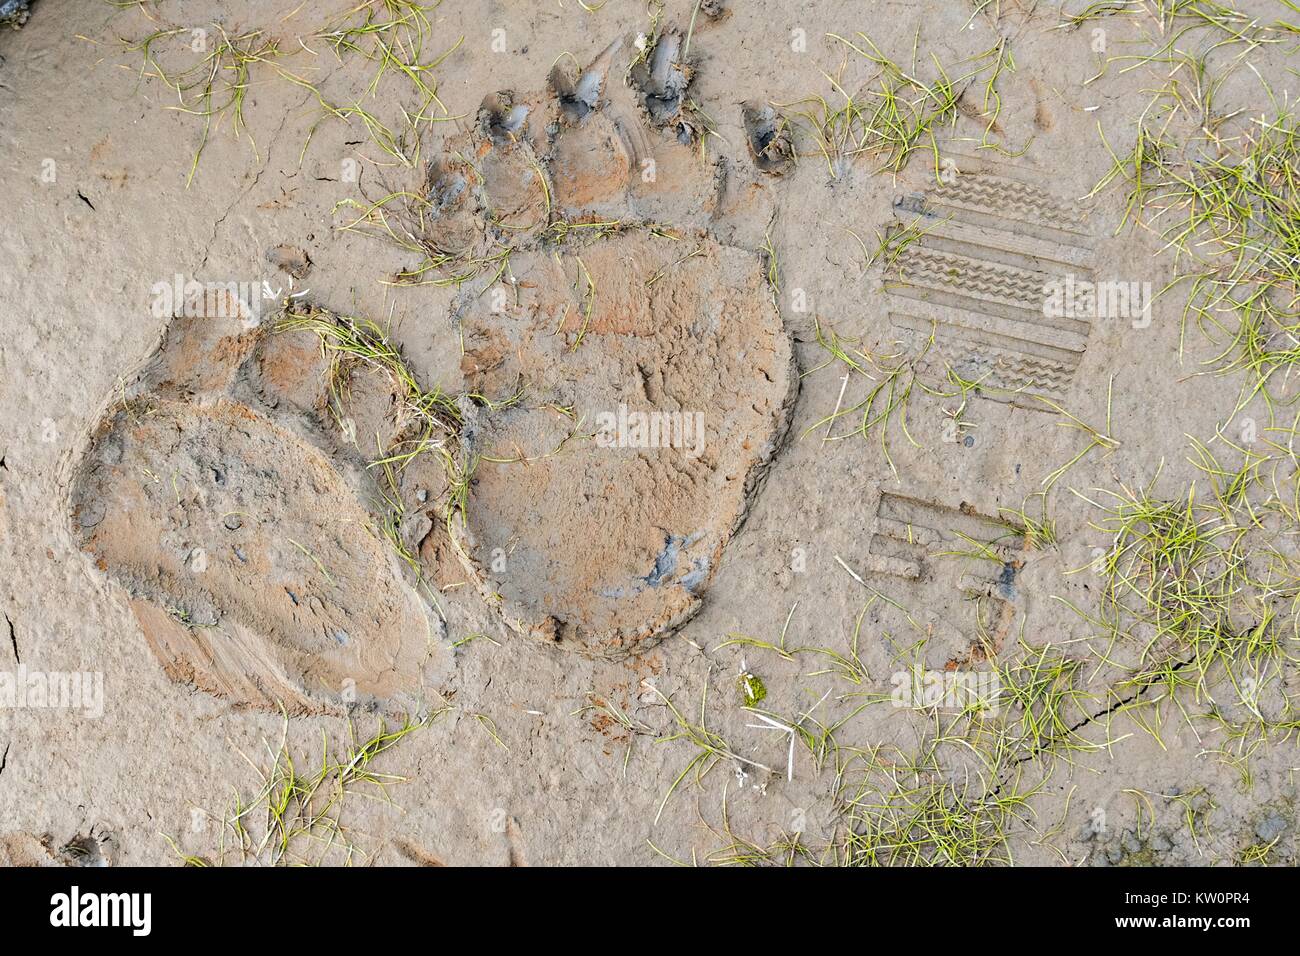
[
  {"x1": 743, "y1": 103, "x2": 795, "y2": 175},
  {"x1": 635, "y1": 31, "x2": 690, "y2": 132},
  {"x1": 551, "y1": 38, "x2": 622, "y2": 123}
]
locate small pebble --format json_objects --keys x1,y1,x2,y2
[
  {"x1": 78, "y1": 500, "x2": 105, "y2": 529},
  {"x1": 1256, "y1": 812, "x2": 1287, "y2": 842},
  {"x1": 400, "y1": 512, "x2": 433, "y2": 548},
  {"x1": 100, "y1": 437, "x2": 123, "y2": 466}
]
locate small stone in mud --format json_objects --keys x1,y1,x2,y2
[
  {"x1": 0, "y1": 0, "x2": 30, "y2": 29},
  {"x1": 400, "y1": 513, "x2": 433, "y2": 550},
  {"x1": 78, "y1": 499, "x2": 105, "y2": 529},
  {"x1": 222, "y1": 514, "x2": 242, "y2": 531},
  {"x1": 99, "y1": 435, "x2": 123, "y2": 466},
  {"x1": 1256, "y1": 812, "x2": 1287, "y2": 842}
]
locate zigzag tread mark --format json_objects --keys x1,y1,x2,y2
[
  {"x1": 933, "y1": 173, "x2": 1087, "y2": 229},
  {"x1": 895, "y1": 247, "x2": 1053, "y2": 309}
]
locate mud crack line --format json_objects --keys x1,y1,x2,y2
[{"x1": 985, "y1": 651, "x2": 1201, "y2": 801}]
